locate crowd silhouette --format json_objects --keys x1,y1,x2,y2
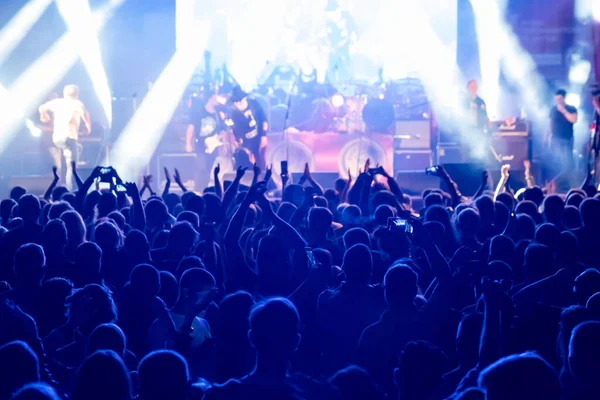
[{"x1": 0, "y1": 160, "x2": 599, "y2": 400}]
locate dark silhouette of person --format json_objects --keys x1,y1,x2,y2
[
  {"x1": 138, "y1": 350, "x2": 204, "y2": 400},
  {"x1": 478, "y1": 352, "x2": 561, "y2": 400},
  {"x1": 319, "y1": 244, "x2": 385, "y2": 375},
  {"x1": 8, "y1": 244, "x2": 46, "y2": 320},
  {"x1": 205, "y1": 298, "x2": 338, "y2": 400},
  {"x1": 357, "y1": 265, "x2": 422, "y2": 395},
  {"x1": 215, "y1": 291, "x2": 255, "y2": 383},
  {"x1": 70, "y1": 242, "x2": 103, "y2": 288},
  {"x1": 42, "y1": 219, "x2": 73, "y2": 280},
  {"x1": 393, "y1": 341, "x2": 448, "y2": 400},
  {"x1": 36, "y1": 278, "x2": 73, "y2": 338},
  {"x1": 87, "y1": 323, "x2": 138, "y2": 372},
  {"x1": 59, "y1": 210, "x2": 87, "y2": 261},
  {"x1": 71, "y1": 350, "x2": 132, "y2": 400},
  {"x1": 158, "y1": 271, "x2": 178, "y2": 309},
  {"x1": 328, "y1": 365, "x2": 384, "y2": 400},
  {"x1": 10, "y1": 382, "x2": 60, "y2": 400},
  {"x1": 0, "y1": 341, "x2": 40, "y2": 400}
]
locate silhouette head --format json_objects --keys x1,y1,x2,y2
[
  {"x1": 184, "y1": 194, "x2": 204, "y2": 217},
  {"x1": 48, "y1": 201, "x2": 73, "y2": 220},
  {"x1": 394, "y1": 341, "x2": 448, "y2": 400},
  {"x1": 11, "y1": 383, "x2": 60, "y2": 400},
  {"x1": 43, "y1": 219, "x2": 68, "y2": 251},
  {"x1": 176, "y1": 211, "x2": 200, "y2": 232},
  {"x1": 60, "y1": 210, "x2": 87, "y2": 248},
  {"x1": 343, "y1": 227, "x2": 371, "y2": 249},
  {"x1": 124, "y1": 229, "x2": 150, "y2": 255},
  {"x1": 374, "y1": 204, "x2": 394, "y2": 226},
  {"x1": 88, "y1": 323, "x2": 127, "y2": 358},
  {"x1": 524, "y1": 244, "x2": 554, "y2": 281},
  {"x1": 574, "y1": 269, "x2": 600, "y2": 306},
  {"x1": 308, "y1": 207, "x2": 333, "y2": 235},
  {"x1": 129, "y1": 264, "x2": 160, "y2": 299},
  {"x1": 479, "y1": 352, "x2": 560, "y2": 400},
  {"x1": 138, "y1": 350, "x2": 190, "y2": 400},
  {"x1": 18, "y1": 194, "x2": 41, "y2": 224},
  {"x1": 94, "y1": 221, "x2": 121, "y2": 252},
  {"x1": 342, "y1": 244, "x2": 372, "y2": 285},
  {"x1": 580, "y1": 198, "x2": 600, "y2": 228},
  {"x1": 248, "y1": 298, "x2": 300, "y2": 362},
  {"x1": 10, "y1": 186, "x2": 27, "y2": 202},
  {"x1": 0, "y1": 341, "x2": 40, "y2": 400},
  {"x1": 534, "y1": 223, "x2": 560, "y2": 250},
  {"x1": 178, "y1": 268, "x2": 215, "y2": 304},
  {"x1": 67, "y1": 284, "x2": 117, "y2": 333},
  {"x1": 276, "y1": 202, "x2": 297, "y2": 223},
  {"x1": 383, "y1": 265, "x2": 418, "y2": 310},
  {"x1": 329, "y1": 365, "x2": 383, "y2": 400},
  {"x1": 72, "y1": 350, "x2": 131, "y2": 400},
  {"x1": 14, "y1": 244, "x2": 46, "y2": 286}
]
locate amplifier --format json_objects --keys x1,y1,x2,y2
[
  {"x1": 394, "y1": 149, "x2": 432, "y2": 172},
  {"x1": 395, "y1": 120, "x2": 431, "y2": 149},
  {"x1": 490, "y1": 135, "x2": 530, "y2": 169}
]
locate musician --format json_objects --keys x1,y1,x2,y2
[
  {"x1": 39, "y1": 85, "x2": 91, "y2": 190},
  {"x1": 185, "y1": 87, "x2": 227, "y2": 175},
  {"x1": 229, "y1": 87, "x2": 268, "y2": 169},
  {"x1": 466, "y1": 80, "x2": 489, "y2": 132},
  {"x1": 546, "y1": 89, "x2": 578, "y2": 172}
]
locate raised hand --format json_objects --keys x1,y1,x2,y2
[
  {"x1": 124, "y1": 182, "x2": 140, "y2": 198},
  {"x1": 143, "y1": 175, "x2": 153, "y2": 187},
  {"x1": 481, "y1": 170, "x2": 489, "y2": 186},
  {"x1": 501, "y1": 164, "x2": 510, "y2": 179},
  {"x1": 213, "y1": 163, "x2": 221, "y2": 177},
  {"x1": 253, "y1": 163, "x2": 261, "y2": 177},
  {"x1": 347, "y1": 168, "x2": 352, "y2": 183},
  {"x1": 363, "y1": 158, "x2": 371, "y2": 174},
  {"x1": 164, "y1": 167, "x2": 171, "y2": 182},
  {"x1": 303, "y1": 162, "x2": 311, "y2": 179},
  {"x1": 246, "y1": 181, "x2": 267, "y2": 202},
  {"x1": 523, "y1": 159, "x2": 531, "y2": 170},
  {"x1": 174, "y1": 168, "x2": 183, "y2": 185},
  {"x1": 52, "y1": 166, "x2": 59, "y2": 181},
  {"x1": 264, "y1": 164, "x2": 273, "y2": 183},
  {"x1": 70, "y1": 161, "x2": 77, "y2": 174},
  {"x1": 236, "y1": 165, "x2": 248, "y2": 180}
]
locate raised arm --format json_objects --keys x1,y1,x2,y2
[
  {"x1": 44, "y1": 167, "x2": 60, "y2": 201},
  {"x1": 493, "y1": 165, "x2": 511, "y2": 200},
  {"x1": 139, "y1": 175, "x2": 156, "y2": 198},
  {"x1": 222, "y1": 166, "x2": 247, "y2": 215},
  {"x1": 523, "y1": 159, "x2": 535, "y2": 188},
  {"x1": 71, "y1": 161, "x2": 83, "y2": 191},
  {"x1": 438, "y1": 166, "x2": 463, "y2": 207},
  {"x1": 125, "y1": 182, "x2": 146, "y2": 230},
  {"x1": 75, "y1": 167, "x2": 102, "y2": 214},
  {"x1": 251, "y1": 163, "x2": 261, "y2": 187},
  {"x1": 173, "y1": 169, "x2": 188, "y2": 193},
  {"x1": 213, "y1": 164, "x2": 222, "y2": 199},
  {"x1": 473, "y1": 170, "x2": 489, "y2": 200},
  {"x1": 162, "y1": 167, "x2": 171, "y2": 199},
  {"x1": 298, "y1": 163, "x2": 324, "y2": 196},
  {"x1": 340, "y1": 169, "x2": 352, "y2": 203}
]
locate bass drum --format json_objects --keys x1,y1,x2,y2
[
  {"x1": 362, "y1": 97, "x2": 395, "y2": 134},
  {"x1": 339, "y1": 137, "x2": 387, "y2": 178},
  {"x1": 267, "y1": 139, "x2": 315, "y2": 185}
]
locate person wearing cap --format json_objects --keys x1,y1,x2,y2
[{"x1": 229, "y1": 87, "x2": 268, "y2": 170}]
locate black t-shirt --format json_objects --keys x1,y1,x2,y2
[
  {"x1": 549, "y1": 105, "x2": 577, "y2": 140},
  {"x1": 466, "y1": 96, "x2": 488, "y2": 130},
  {"x1": 231, "y1": 98, "x2": 267, "y2": 147},
  {"x1": 190, "y1": 98, "x2": 224, "y2": 139}
]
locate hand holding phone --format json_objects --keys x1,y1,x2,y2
[{"x1": 387, "y1": 217, "x2": 413, "y2": 234}]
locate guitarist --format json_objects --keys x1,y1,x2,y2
[
  {"x1": 229, "y1": 86, "x2": 268, "y2": 170},
  {"x1": 185, "y1": 87, "x2": 227, "y2": 175}
]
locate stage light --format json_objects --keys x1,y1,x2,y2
[
  {"x1": 568, "y1": 59, "x2": 592, "y2": 85},
  {"x1": 470, "y1": 0, "x2": 550, "y2": 123},
  {"x1": 0, "y1": 0, "x2": 125, "y2": 155},
  {"x1": 56, "y1": 0, "x2": 112, "y2": 127},
  {"x1": 566, "y1": 93, "x2": 581, "y2": 109},
  {"x1": 470, "y1": 0, "x2": 502, "y2": 119},
  {"x1": 594, "y1": 1, "x2": 600, "y2": 22},
  {"x1": 111, "y1": 21, "x2": 211, "y2": 180},
  {"x1": 0, "y1": 0, "x2": 53, "y2": 66},
  {"x1": 331, "y1": 93, "x2": 345, "y2": 108}
]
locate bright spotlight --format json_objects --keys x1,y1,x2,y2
[
  {"x1": 331, "y1": 93, "x2": 345, "y2": 108},
  {"x1": 0, "y1": 0, "x2": 125, "y2": 155},
  {"x1": 568, "y1": 60, "x2": 591, "y2": 85},
  {"x1": 111, "y1": 22, "x2": 211, "y2": 180},
  {"x1": 594, "y1": 1, "x2": 600, "y2": 22},
  {"x1": 56, "y1": 0, "x2": 112, "y2": 127},
  {"x1": 0, "y1": 0, "x2": 53, "y2": 66},
  {"x1": 25, "y1": 120, "x2": 41, "y2": 137},
  {"x1": 566, "y1": 93, "x2": 581, "y2": 109}
]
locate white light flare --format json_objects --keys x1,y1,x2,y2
[
  {"x1": 56, "y1": 0, "x2": 113, "y2": 127},
  {"x1": 0, "y1": 0, "x2": 53, "y2": 67},
  {"x1": 110, "y1": 22, "x2": 211, "y2": 180},
  {"x1": 470, "y1": 0, "x2": 550, "y2": 123}
]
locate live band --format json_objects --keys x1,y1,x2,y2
[{"x1": 35, "y1": 79, "x2": 600, "y2": 190}]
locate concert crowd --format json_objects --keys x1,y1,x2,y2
[{"x1": 0, "y1": 159, "x2": 599, "y2": 400}]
